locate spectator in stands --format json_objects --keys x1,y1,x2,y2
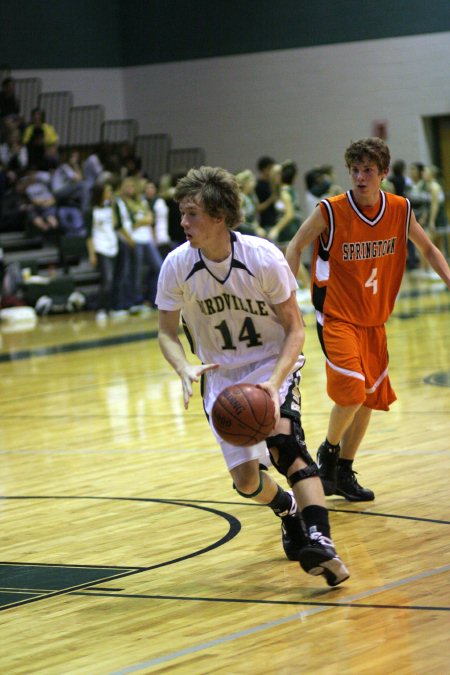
[
  {"x1": 0, "y1": 78, "x2": 20, "y2": 119},
  {"x1": 388, "y1": 159, "x2": 418, "y2": 269},
  {"x1": 269, "y1": 160, "x2": 303, "y2": 244},
  {"x1": 86, "y1": 182, "x2": 119, "y2": 322},
  {"x1": 0, "y1": 78, "x2": 22, "y2": 139},
  {"x1": 144, "y1": 179, "x2": 171, "y2": 258},
  {"x1": 26, "y1": 127, "x2": 49, "y2": 171},
  {"x1": 82, "y1": 143, "x2": 114, "y2": 192},
  {"x1": 112, "y1": 177, "x2": 137, "y2": 314},
  {"x1": 127, "y1": 179, "x2": 163, "y2": 311},
  {"x1": 0, "y1": 127, "x2": 28, "y2": 186},
  {"x1": 117, "y1": 141, "x2": 142, "y2": 179},
  {"x1": 319, "y1": 165, "x2": 342, "y2": 197},
  {"x1": 20, "y1": 172, "x2": 59, "y2": 234},
  {"x1": 424, "y1": 164, "x2": 449, "y2": 260},
  {"x1": 255, "y1": 155, "x2": 279, "y2": 231},
  {"x1": 269, "y1": 161, "x2": 311, "y2": 304},
  {"x1": 304, "y1": 168, "x2": 326, "y2": 217},
  {"x1": 388, "y1": 159, "x2": 410, "y2": 198},
  {"x1": 50, "y1": 149, "x2": 91, "y2": 214},
  {"x1": 22, "y1": 108, "x2": 59, "y2": 149},
  {"x1": 163, "y1": 170, "x2": 187, "y2": 246},
  {"x1": 235, "y1": 169, "x2": 266, "y2": 237},
  {"x1": 407, "y1": 162, "x2": 430, "y2": 273},
  {"x1": 407, "y1": 162, "x2": 430, "y2": 226}
]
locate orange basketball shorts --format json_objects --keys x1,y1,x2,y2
[{"x1": 317, "y1": 316, "x2": 396, "y2": 411}]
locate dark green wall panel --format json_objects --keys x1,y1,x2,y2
[
  {"x1": 120, "y1": 0, "x2": 450, "y2": 65},
  {"x1": 2, "y1": 0, "x2": 449, "y2": 70},
  {"x1": 0, "y1": 0, "x2": 122, "y2": 69}
]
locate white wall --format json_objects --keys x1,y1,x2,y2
[
  {"x1": 17, "y1": 32, "x2": 450, "y2": 192},
  {"x1": 15, "y1": 68, "x2": 126, "y2": 119},
  {"x1": 123, "y1": 32, "x2": 450, "y2": 190}
]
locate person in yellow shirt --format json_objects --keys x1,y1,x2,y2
[{"x1": 22, "y1": 108, "x2": 59, "y2": 148}]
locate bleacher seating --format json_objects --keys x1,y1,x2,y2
[{"x1": 0, "y1": 67, "x2": 207, "y2": 311}]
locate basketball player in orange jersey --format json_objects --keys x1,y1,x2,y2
[
  {"x1": 286, "y1": 137, "x2": 450, "y2": 501},
  {"x1": 156, "y1": 166, "x2": 349, "y2": 586}
]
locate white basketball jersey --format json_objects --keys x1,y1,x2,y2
[{"x1": 156, "y1": 231, "x2": 299, "y2": 369}]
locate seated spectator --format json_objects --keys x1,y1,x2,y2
[
  {"x1": 86, "y1": 182, "x2": 119, "y2": 322},
  {"x1": 117, "y1": 141, "x2": 142, "y2": 179},
  {"x1": 82, "y1": 143, "x2": 115, "y2": 192},
  {"x1": 50, "y1": 149, "x2": 91, "y2": 214},
  {"x1": 23, "y1": 108, "x2": 59, "y2": 148},
  {"x1": 26, "y1": 127, "x2": 48, "y2": 171},
  {"x1": 20, "y1": 172, "x2": 59, "y2": 235},
  {"x1": 235, "y1": 169, "x2": 266, "y2": 237}
]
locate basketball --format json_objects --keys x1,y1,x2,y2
[{"x1": 211, "y1": 383, "x2": 275, "y2": 446}]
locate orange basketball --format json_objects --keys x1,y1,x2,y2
[{"x1": 211, "y1": 383, "x2": 275, "y2": 446}]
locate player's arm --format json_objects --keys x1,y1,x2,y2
[
  {"x1": 285, "y1": 205, "x2": 327, "y2": 277},
  {"x1": 158, "y1": 309, "x2": 219, "y2": 409},
  {"x1": 258, "y1": 292, "x2": 305, "y2": 424},
  {"x1": 409, "y1": 212, "x2": 450, "y2": 288}
]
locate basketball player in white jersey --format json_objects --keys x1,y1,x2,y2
[{"x1": 156, "y1": 166, "x2": 349, "y2": 586}]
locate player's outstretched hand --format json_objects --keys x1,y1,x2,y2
[
  {"x1": 256, "y1": 381, "x2": 280, "y2": 428},
  {"x1": 181, "y1": 363, "x2": 219, "y2": 409}
]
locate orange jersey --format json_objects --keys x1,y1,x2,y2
[{"x1": 312, "y1": 190, "x2": 411, "y2": 326}]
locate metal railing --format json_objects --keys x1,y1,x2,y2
[
  {"x1": 15, "y1": 77, "x2": 42, "y2": 123},
  {"x1": 100, "y1": 118, "x2": 138, "y2": 145},
  {"x1": 135, "y1": 133, "x2": 172, "y2": 181},
  {"x1": 167, "y1": 147, "x2": 206, "y2": 174},
  {"x1": 67, "y1": 104, "x2": 105, "y2": 149},
  {"x1": 37, "y1": 90, "x2": 74, "y2": 146}
]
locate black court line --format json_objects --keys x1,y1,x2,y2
[
  {"x1": 71, "y1": 590, "x2": 450, "y2": 613},
  {"x1": 1, "y1": 495, "x2": 448, "y2": 612},
  {"x1": 0, "y1": 497, "x2": 241, "y2": 611},
  {"x1": 156, "y1": 498, "x2": 450, "y2": 526},
  {"x1": 0, "y1": 329, "x2": 158, "y2": 363}
]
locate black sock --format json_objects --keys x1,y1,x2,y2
[
  {"x1": 267, "y1": 485, "x2": 295, "y2": 518},
  {"x1": 301, "y1": 505, "x2": 331, "y2": 538},
  {"x1": 338, "y1": 458, "x2": 353, "y2": 471},
  {"x1": 325, "y1": 438, "x2": 340, "y2": 451}
]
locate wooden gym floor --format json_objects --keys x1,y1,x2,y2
[{"x1": 0, "y1": 272, "x2": 449, "y2": 675}]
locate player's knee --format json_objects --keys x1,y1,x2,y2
[{"x1": 267, "y1": 420, "x2": 319, "y2": 487}]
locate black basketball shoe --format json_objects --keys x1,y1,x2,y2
[
  {"x1": 336, "y1": 465, "x2": 375, "y2": 502},
  {"x1": 316, "y1": 441, "x2": 340, "y2": 496},
  {"x1": 280, "y1": 491, "x2": 308, "y2": 561},
  {"x1": 298, "y1": 527, "x2": 350, "y2": 587},
  {"x1": 281, "y1": 512, "x2": 308, "y2": 561}
]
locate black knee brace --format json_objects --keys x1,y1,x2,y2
[{"x1": 267, "y1": 420, "x2": 319, "y2": 488}]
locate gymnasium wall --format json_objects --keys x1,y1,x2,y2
[
  {"x1": 3, "y1": 1, "x2": 449, "y2": 186},
  {"x1": 121, "y1": 32, "x2": 450, "y2": 186}
]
